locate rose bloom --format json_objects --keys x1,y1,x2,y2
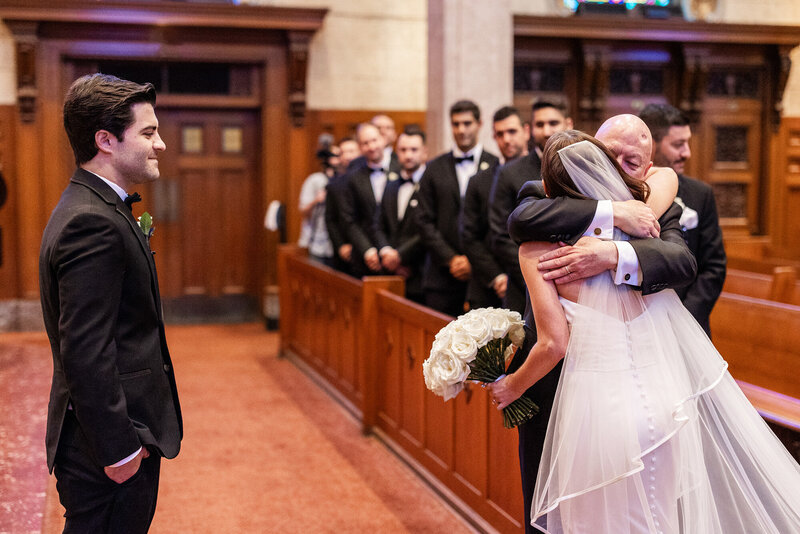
[
  {"x1": 447, "y1": 329, "x2": 478, "y2": 363},
  {"x1": 423, "y1": 350, "x2": 469, "y2": 401},
  {"x1": 459, "y1": 312, "x2": 493, "y2": 347}
]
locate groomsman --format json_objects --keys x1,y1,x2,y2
[
  {"x1": 341, "y1": 122, "x2": 400, "y2": 276},
  {"x1": 416, "y1": 100, "x2": 499, "y2": 316},
  {"x1": 347, "y1": 114, "x2": 399, "y2": 172},
  {"x1": 325, "y1": 137, "x2": 359, "y2": 274},
  {"x1": 461, "y1": 106, "x2": 530, "y2": 310},
  {"x1": 489, "y1": 98, "x2": 573, "y2": 314},
  {"x1": 640, "y1": 103, "x2": 727, "y2": 336},
  {"x1": 374, "y1": 126, "x2": 428, "y2": 304}
]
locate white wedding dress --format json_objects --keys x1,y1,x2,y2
[{"x1": 530, "y1": 141, "x2": 800, "y2": 534}]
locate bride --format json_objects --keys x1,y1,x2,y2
[{"x1": 488, "y1": 130, "x2": 800, "y2": 533}]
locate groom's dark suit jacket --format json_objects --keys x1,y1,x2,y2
[
  {"x1": 416, "y1": 149, "x2": 499, "y2": 296},
  {"x1": 505, "y1": 180, "x2": 697, "y2": 534},
  {"x1": 39, "y1": 169, "x2": 182, "y2": 472}
]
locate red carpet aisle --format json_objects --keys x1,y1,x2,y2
[
  {"x1": 0, "y1": 332, "x2": 52, "y2": 533},
  {"x1": 35, "y1": 324, "x2": 475, "y2": 533}
]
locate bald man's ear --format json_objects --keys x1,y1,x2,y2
[{"x1": 645, "y1": 161, "x2": 653, "y2": 176}]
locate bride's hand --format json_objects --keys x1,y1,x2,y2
[{"x1": 487, "y1": 374, "x2": 522, "y2": 410}]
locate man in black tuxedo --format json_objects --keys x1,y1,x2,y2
[
  {"x1": 325, "y1": 137, "x2": 360, "y2": 274},
  {"x1": 489, "y1": 99, "x2": 573, "y2": 314},
  {"x1": 462, "y1": 106, "x2": 530, "y2": 309},
  {"x1": 341, "y1": 122, "x2": 401, "y2": 277},
  {"x1": 640, "y1": 103, "x2": 727, "y2": 336},
  {"x1": 498, "y1": 117, "x2": 697, "y2": 534},
  {"x1": 39, "y1": 74, "x2": 182, "y2": 533},
  {"x1": 416, "y1": 100, "x2": 499, "y2": 316},
  {"x1": 374, "y1": 126, "x2": 428, "y2": 304}
]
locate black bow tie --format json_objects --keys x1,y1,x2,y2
[
  {"x1": 399, "y1": 176, "x2": 414, "y2": 186},
  {"x1": 124, "y1": 192, "x2": 141, "y2": 210},
  {"x1": 369, "y1": 167, "x2": 384, "y2": 174},
  {"x1": 454, "y1": 154, "x2": 474, "y2": 164}
]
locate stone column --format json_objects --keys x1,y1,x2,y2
[{"x1": 427, "y1": 0, "x2": 513, "y2": 156}]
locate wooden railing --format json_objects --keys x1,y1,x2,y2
[
  {"x1": 278, "y1": 245, "x2": 524, "y2": 533},
  {"x1": 279, "y1": 246, "x2": 800, "y2": 533}
]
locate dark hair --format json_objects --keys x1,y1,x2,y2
[
  {"x1": 338, "y1": 136, "x2": 356, "y2": 145},
  {"x1": 493, "y1": 106, "x2": 522, "y2": 124},
  {"x1": 531, "y1": 97, "x2": 570, "y2": 119},
  {"x1": 400, "y1": 123, "x2": 426, "y2": 143},
  {"x1": 541, "y1": 130, "x2": 648, "y2": 202},
  {"x1": 63, "y1": 73, "x2": 157, "y2": 165},
  {"x1": 449, "y1": 99, "x2": 481, "y2": 121},
  {"x1": 638, "y1": 104, "x2": 689, "y2": 143}
]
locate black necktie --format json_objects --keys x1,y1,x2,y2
[
  {"x1": 124, "y1": 192, "x2": 141, "y2": 210},
  {"x1": 454, "y1": 154, "x2": 474, "y2": 164}
]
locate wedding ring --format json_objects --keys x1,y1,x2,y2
[{"x1": 565, "y1": 265, "x2": 571, "y2": 274}]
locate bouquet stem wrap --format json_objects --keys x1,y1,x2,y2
[{"x1": 468, "y1": 336, "x2": 538, "y2": 428}]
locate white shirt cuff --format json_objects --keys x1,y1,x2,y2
[
  {"x1": 108, "y1": 446, "x2": 142, "y2": 468},
  {"x1": 583, "y1": 200, "x2": 614, "y2": 240},
  {"x1": 612, "y1": 241, "x2": 642, "y2": 286}
]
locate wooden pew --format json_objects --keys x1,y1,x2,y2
[
  {"x1": 723, "y1": 267, "x2": 800, "y2": 305},
  {"x1": 278, "y1": 246, "x2": 524, "y2": 533},
  {"x1": 710, "y1": 292, "x2": 800, "y2": 436}
]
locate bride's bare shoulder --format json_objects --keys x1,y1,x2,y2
[{"x1": 519, "y1": 241, "x2": 561, "y2": 259}]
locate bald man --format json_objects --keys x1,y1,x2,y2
[{"x1": 502, "y1": 117, "x2": 696, "y2": 534}]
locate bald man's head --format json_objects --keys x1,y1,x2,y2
[{"x1": 595, "y1": 114, "x2": 653, "y2": 181}]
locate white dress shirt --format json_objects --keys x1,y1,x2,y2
[
  {"x1": 452, "y1": 144, "x2": 483, "y2": 198},
  {"x1": 585, "y1": 200, "x2": 642, "y2": 286}
]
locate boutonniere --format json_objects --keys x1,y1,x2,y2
[
  {"x1": 480, "y1": 161, "x2": 489, "y2": 171},
  {"x1": 409, "y1": 198, "x2": 419, "y2": 208},
  {"x1": 138, "y1": 212, "x2": 155, "y2": 243},
  {"x1": 388, "y1": 171, "x2": 399, "y2": 182}
]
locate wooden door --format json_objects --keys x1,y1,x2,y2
[{"x1": 137, "y1": 108, "x2": 262, "y2": 321}]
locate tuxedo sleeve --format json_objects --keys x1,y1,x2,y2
[
  {"x1": 52, "y1": 211, "x2": 140, "y2": 466},
  {"x1": 508, "y1": 182, "x2": 598, "y2": 245},
  {"x1": 325, "y1": 182, "x2": 346, "y2": 251},
  {"x1": 461, "y1": 175, "x2": 503, "y2": 286},
  {"x1": 682, "y1": 190, "x2": 727, "y2": 318},
  {"x1": 488, "y1": 166, "x2": 525, "y2": 290},
  {"x1": 341, "y1": 180, "x2": 376, "y2": 257},
  {"x1": 630, "y1": 203, "x2": 697, "y2": 295},
  {"x1": 416, "y1": 167, "x2": 458, "y2": 266}
]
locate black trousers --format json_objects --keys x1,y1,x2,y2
[
  {"x1": 517, "y1": 407, "x2": 551, "y2": 534},
  {"x1": 54, "y1": 411, "x2": 161, "y2": 534}
]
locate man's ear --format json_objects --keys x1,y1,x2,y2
[
  {"x1": 645, "y1": 161, "x2": 653, "y2": 176},
  {"x1": 565, "y1": 118, "x2": 574, "y2": 129},
  {"x1": 95, "y1": 130, "x2": 115, "y2": 155}
]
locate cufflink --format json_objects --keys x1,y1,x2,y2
[
  {"x1": 624, "y1": 273, "x2": 631, "y2": 281},
  {"x1": 594, "y1": 227, "x2": 602, "y2": 235}
]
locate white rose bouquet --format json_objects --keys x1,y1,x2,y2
[{"x1": 423, "y1": 307, "x2": 538, "y2": 428}]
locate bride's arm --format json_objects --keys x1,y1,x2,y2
[
  {"x1": 644, "y1": 166, "x2": 678, "y2": 219},
  {"x1": 488, "y1": 241, "x2": 570, "y2": 409}
]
